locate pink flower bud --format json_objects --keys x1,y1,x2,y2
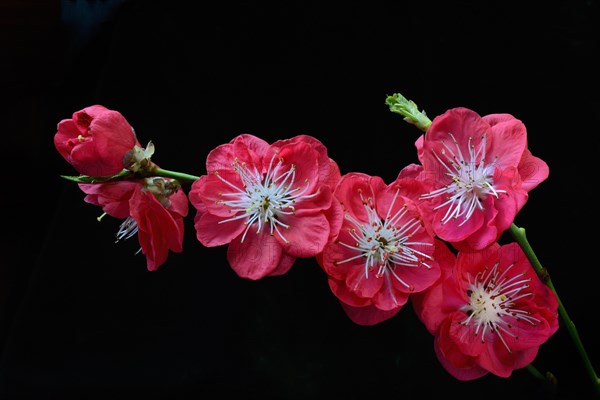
[{"x1": 54, "y1": 105, "x2": 139, "y2": 176}]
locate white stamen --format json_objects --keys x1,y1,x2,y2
[
  {"x1": 115, "y1": 216, "x2": 138, "y2": 242},
  {"x1": 420, "y1": 133, "x2": 506, "y2": 225},
  {"x1": 459, "y1": 262, "x2": 540, "y2": 353},
  {"x1": 215, "y1": 153, "x2": 318, "y2": 243},
  {"x1": 335, "y1": 188, "x2": 432, "y2": 291}
]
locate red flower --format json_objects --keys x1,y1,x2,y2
[
  {"x1": 416, "y1": 107, "x2": 549, "y2": 250},
  {"x1": 411, "y1": 241, "x2": 559, "y2": 380},
  {"x1": 54, "y1": 105, "x2": 139, "y2": 176},
  {"x1": 318, "y1": 171, "x2": 440, "y2": 325},
  {"x1": 79, "y1": 178, "x2": 188, "y2": 271},
  {"x1": 189, "y1": 134, "x2": 343, "y2": 280}
]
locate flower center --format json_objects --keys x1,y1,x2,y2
[
  {"x1": 459, "y1": 262, "x2": 540, "y2": 352},
  {"x1": 420, "y1": 133, "x2": 505, "y2": 226},
  {"x1": 335, "y1": 188, "x2": 433, "y2": 295},
  {"x1": 67, "y1": 133, "x2": 91, "y2": 150},
  {"x1": 215, "y1": 152, "x2": 318, "y2": 243}
]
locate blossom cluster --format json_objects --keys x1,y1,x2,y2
[{"x1": 54, "y1": 98, "x2": 560, "y2": 382}]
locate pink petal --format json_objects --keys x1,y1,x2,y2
[
  {"x1": 322, "y1": 158, "x2": 342, "y2": 190},
  {"x1": 293, "y1": 185, "x2": 333, "y2": 216},
  {"x1": 433, "y1": 205, "x2": 484, "y2": 243},
  {"x1": 319, "y1": 227, "x2": 355, "y2": 281},
  {"x1": 268, "y1": 141, "x2": 320, "y2": 194},
  {"x1": 227, "y1": 230, "x2": 283, "y2": 280},
  {"x1": 205, "y1": 137, "x2": 263, "y2": 173},
  {"x1": 372, "y1": 288, "x2": 409, "y2": 311},
  {"x1": 191, "y1": 172, "x2": 246, "y2": 218},
  {"x1": 323, "y1": 195, "x2": 344, "y2": 242},
  {"x1": 266, "y1": 253, "x2": 297, "y2": 277},
  {"x1": 392, "y1": 165, "x2": 432, "y2": 203},
  {"x1": 131, "y1": 187, "x2": 184, "y2": 271},
  {"x1": 87, "y1": 107, "x2": 136, "y2": 157},
  {"x1": 54, "y1": 120, "x2": 82, "y2": 162},
  {"x1": 422, "y1": 108, "x2": 489, "y2": 171},
  {"x1": 280, "y1": 213, "x2": 331, "y2": 257},
  {"x1": 483, "y1": 113, "x2": 527, "y2": 168},
  {"x1": 339, "y1": 302, "x2": 400, "y2": 326},
  {"x1": 477, "y1": 343, "x2": 516, "y2": 378},
  {"x1": 448, "y1": 313, "x2": 486, "y2": 357},
  {"x1": 344, "y1": 262, "x2": 383, "y2": 299},
  {"x1": 334, "y1": 173, "x2": 385, "y2": 223},
  {"x1": 194, "y1": 207, "x2": 246, "y2": 247},
  {"x1": 434, "y1": 331, "x2": 488, "y2": 381},
  {"x1": 235, "y1": 133, "x2": 270, "y2": 158},
  {"x1": 78, "y1": 181, "x2": 138, "y2": 219},
  {"x1": 411, "y1": 240, "x2": 456, "y2": 334},
  {"x1": 166, "y1": 187, "x2": 189, "y2": 218},
  {"x1": 327, "y1": 278, "x2": 370, "y2": 308},
  {"x1": 518, "y1": 149, "x2": 550, "y2": 192},
  {"x1": 389, "y1": 257, "x2": 441, "y2": 294},
  {"x1": 271, "y1": 134, "x2": 340, "y2": 189}
]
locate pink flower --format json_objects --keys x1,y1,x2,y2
[
  {"x1": 416, "y1": 107, "x2": 549, "y2": 250},
  {"x1": 189, "y1": 134, "x2": 343, "y2": 280},
  {"x1": 318, "y1": 171, "x2": 440, "y2": 325},
  {"x1": 79, "y1": 178, "x2": 189, "y2": 271},
  {"x1": 411, "y1": 241, "x2": 559, "y2": 380},
  {"x1": 54, "y1": 105, "x2": 139, "y2": 176}
]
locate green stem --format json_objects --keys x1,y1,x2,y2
[
  {"x1": 60, "y1": 166, "x2": 202, "y2": 185},
  {"x1": 60, "y1": 169, "x2": 133, "y2": 184},
  {"x1": 526, "y1": 364, "x2": 558, "y2": 388},
  {"x1": 510, "y1": 223, "x2": 600, "y2": 394},
  {"x1": 526, "y1": 364, "x2": 546, "y2": 381},
  {"x1": 150, "y1": 166, "x2": 200, "y2": 183}
]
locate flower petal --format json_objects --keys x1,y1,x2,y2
[
  {"x1": 227, "y1": 230, "x2": 283, "y2": 280},
  {"x1": 434, "y1": 325, "x2": 488, "y2": 381},
  {"x1": 266, "y1": 141, "x2": 320, "y2": 194},
  {"x1": 483, "y1": 113, "x2": 527, "y2": 168},
  {"x1": 78, "y1": 181, "x2": 138, "y2": 219},
  {"x1": 281, "y1": 213, "x2": 330, "y2": 257},
  {"x1": 518, "y1": 149, "x2": 550, "y2": 192},
  {"x1": 339, "y1": 302, "x2": 401, "y2": 326},
  {"x1": 266, "y1": 253, "x2": 297, "y2": 277},
  {"x1": 432, "y1": 205, "x2": 484, "y2": 243},
  {"x1": 194, "y1": 203, "x2": 246, "y2": 247},
  {"x1": 131, "y1": 187, "x2": 184, "y2": 271}
]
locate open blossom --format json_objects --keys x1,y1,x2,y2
[
  {"x1": 79, "y1": 177, "x2": 189, "y2": 271},
  {"x1": 318, "y1": 171, "x2": 440, "y2": 325},
  {"x1": 189, "y1": 134, "x2": 343, "y2": 280},
  {"x1": 54, "y1": 105, "x2": 140, "y2": 176},
  {"x1": 416, "y1": 107, "x2": 549, "y2": 250},
  {"x1": 411, "y1": 241, "x2": 559, "y2": 380}
]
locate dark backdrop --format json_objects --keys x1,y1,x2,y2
[{"x1": 1, "y1": 1, "x2": 599, "y2": 399}]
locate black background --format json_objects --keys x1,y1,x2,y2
[{"x1": 1, "y1": 1, "x2": 599, "y2": 399}]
